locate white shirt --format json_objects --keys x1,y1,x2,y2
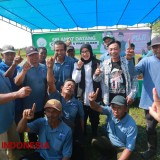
[{"x1": 72, "y1": 61, "x2": 93, "y2": 106}]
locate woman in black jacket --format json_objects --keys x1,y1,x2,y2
[{"x1": 72, "y1": 44, "x2": 102, "y2": 137}]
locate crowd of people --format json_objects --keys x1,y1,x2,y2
[{"x1": 0, "y1": 34, "x2": 160, "y2": 160}]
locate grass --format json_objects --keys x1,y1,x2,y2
[
  {"x1": 8, "y1": 52, "x2": 159, "y2": 159},
  {"x1": 84, "y1": 99, "x2": 160, "y2": 160},
  {"x1": 15, "y1": 103, "x2": 160, "y2": 160}
]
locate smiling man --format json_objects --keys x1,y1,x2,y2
[
  {"x1": 17, "y1": 100, "x2": 72, "y2": 160},
  {"x1": 52, "y1": 41, "x2": 75, "y2": 91},
  {"x1": 88, "y1": 89, "x2": 138, "y2": 160},
  {"x1": 14, "y1": 46, "x2": 47, "y2": 142},
  {"x1": 94, "y1": 40, "x2": 138, "y2": 106}
]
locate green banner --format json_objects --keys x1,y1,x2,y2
[
  {"x1": 32, "y1": 31, "x2": 104, "y2": 55},
  {"x1": 32, "y1": 29, "x2": 151, "y2": 55}
]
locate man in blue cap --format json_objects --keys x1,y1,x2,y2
[
  {"x1": 88, "y1": 89, "x2": 138, "y2": 160},
  {"x1": 100, "y1": 31, "x2": 115, "y2": 62}
]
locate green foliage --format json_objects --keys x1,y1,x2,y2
[{"x1": 152, "y1": 20, "x2": 160, "y2": 35}]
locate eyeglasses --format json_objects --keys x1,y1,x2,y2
[{"x1": 81, "y1": 50, "x2": 90, "y2": 54}]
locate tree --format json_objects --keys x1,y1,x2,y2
[{"x1": 152, "y1": 20, "x2": 160, "y2": 35}]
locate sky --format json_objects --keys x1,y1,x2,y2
[{"x1": 0, "y1": 20, "x2": 32, "y2": 49}]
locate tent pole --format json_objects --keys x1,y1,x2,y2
[{"x1": 30, "y1": 29, "x2": 33, "y2": 45}]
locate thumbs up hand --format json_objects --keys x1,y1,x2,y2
[
  {"x1": 23, "y1": 103, "x2": 36, "y2": 120},
  {"x1": 94, "y1": 63, "x2": 102, "y2": 76}
]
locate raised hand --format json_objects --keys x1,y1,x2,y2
[
  {"x1": 88, "y1": 88, "x2": 99, "y2": 102},
  {"x1": 66, "y1": 38, "x2": 71, "y2": 46},
  {"x1": 149, "y1": 88, "x2": 160, "y2": 122},
  {"x1": 126, "y1": 96, "x2": 134, "y2": 105},
  {"x1": 23, "y1": 103, "x2": 36, "y2": 120},
  {"x1": 16, "y1": 86, "x2": 32, "y2": 98},
  {"x1": 125, "y1": 40, "x2": 134, "y2": 60},
  {"x1": 23, "y1": 61, "x2": 31, "y2": 72},
  {"x1": 94, "y1": 63, "x2": 102, "y2": 76},
  {"x1": 13, "y1": 50, "x2": 23, "y2": 65},
  {"x1": 77, "y1": 60, "x2": 84, "y2": 69},
  {"x1": 46, "y1": 57, "x2": 55, "y2": 68}
]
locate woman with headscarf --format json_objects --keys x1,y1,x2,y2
[{"x1": 72, "y1": 44, "x2": 102, "y2": 137}]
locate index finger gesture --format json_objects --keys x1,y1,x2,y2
[
  {"x1": 127, "y1": 39, "x2": 131, "y2": 49},
  {"x1": 95, "y1": 88, "x2": 99, "y2": 96},
  {"x1": 18, "y1": 49, "x2": 21, "y2": 56},
  {"x1": 31, "y1": 103, "x2": 36, "y2": 113},
  {"x1": 153, "y1": 88, "x2": 160, "y2": 111}
]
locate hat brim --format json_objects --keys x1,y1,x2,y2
[
  {"x1": 151, "y1": 43, "x2": 160, "y2": 47},
  {"x1": 2, "y1": 50, "x2": 16, "y2": 54},
  {"x1": 103, "y1": 37, "x2": 114, "y2": 41},
  {"x1": 111, "y1": 102, "x2": 126, "y2": 106},
  {"x1": 27, "y1": 51, "x2": 39, "y2": 56},
  {"x1": 44, "y1": 105, "x2": 61, "y2": 112}
]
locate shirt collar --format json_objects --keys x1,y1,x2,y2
[{"x1": 113, "y1": 113, "x2": 129, "y2": 124}]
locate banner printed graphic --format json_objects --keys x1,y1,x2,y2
[{"x1": 32, "y1": 30, "x2": 151, "y2": 55}]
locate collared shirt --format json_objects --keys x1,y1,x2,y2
[
  {"x1": 101, "y1": 106, "x2": 137, "y2": 151},
  {"x1": 17, "y1": 63, "x2": 47, "y2": 112},
  {"x1": 49, "y1": 91, "x2": 84, "y2": 128},
  {"x1": 0, "y1": 73, "x2": 15, "y2": 134},
  {"x1": 100, "y1": 51, "x2": 110, "y2": 62},
  {"x1": 0, "y1": 61, "x2": 20, "y2": 91},
  {"x1": 0, "y1": 62, "x2": 22, "y2": 113},
  {"x1": 53, "y1": 56, "x2": 74, "y2": 91},
  {"x1": 133, "y1": 55, "x2": 160, "y2": 109},
  {"x1": 93, "y1": 57, "x2": 138, "y2": 105},
  {"x1": 28, "y1": 118, "x2": 72, "y2": 160}
]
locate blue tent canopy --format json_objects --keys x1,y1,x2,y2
[{"x1": 0, "y1": 0, "x2": 160, "y2": 32}]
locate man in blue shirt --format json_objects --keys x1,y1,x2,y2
[
  {"x1": 0, "y1": 45, "x2": 24, "y2": 141},
  {"x1": 66, "y1": 46, "x2": 78, "y2": 63},
  {"x1": 127, "y1": 35, "x2": 160, "y2": 160},
  {"x1": 100, "y1": 32, "x2": 115, "y2": 62},
  {"x1": 17, "y1": 99, "x2": 72, "y2": 160},
  {"x1": 0, "y1": 72, "x2": 31, "y2": 160},
  {"x1": 47, "y1": 57, "x2": 84, "y2": 160},
  {"x1": 15, "y1": 46, "x2": 47, "y2": 142},
  {"x1": 88, "y1": 89, "x2": 137, "y2": 160},
  {"x1": 53, "y1": 41, "x2": 75, "y2": 91},
  {"x1": 38, "y1": 47, "x2": 47, "y2": 65}
]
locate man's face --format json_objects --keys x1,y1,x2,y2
[
  {"x1": 27, "y1": 53, "x2": 39, "y2": 66},
  {"x1": 2, "y1": 52, "x2": 16, "y2": 66},
  {"x1": 111, "y1": 104, "x2": 127, "y2": 120},
  {"x1": 45, "y1": 107, "x2": 61, "y2": 123},
  {"x1": 152, "y1": 44, "x2": 160, "y2": 59},
  {"x1": 104, "y1": 38, "x2": 113, "y2": 48},
  {"x1": 108, "y1": 43, "x2": 121, "y2": 60},
  {"x1": 54, "y1": 44, "x2": 66, "y2": 59},
  {"x1": 39, "y1": 49, "x2": 47, "y2": 62},
  {"x1": 62, "y1": 81, "x2": 75, "y2": 96},
  {"x1": 66, "y1": 49, "x2": 75, "y2": 58},
  {"x1": 118, "y1": 35, "x2": 124, "y2": 41}
]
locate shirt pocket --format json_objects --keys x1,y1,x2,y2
[{"x1": 53, "y1": 138, "x2": 63, "y2": 151}]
